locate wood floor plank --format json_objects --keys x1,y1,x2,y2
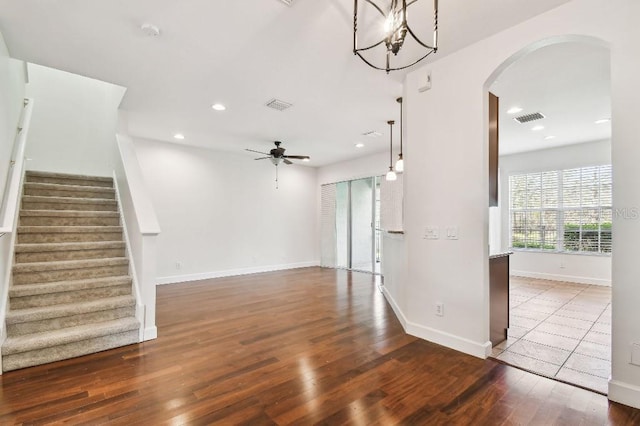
[{"x1": 1, "y1": 267, "x2": 639, "y2": 424}]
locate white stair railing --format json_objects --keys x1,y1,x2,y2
[{"x1": 0, "y1": 98, "x2": 34, "y2": 354}]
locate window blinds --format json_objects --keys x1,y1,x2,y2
[
  {"x1": 380, "y1": 174, "x2": 403, "y2": 232},
  {"x1": 320, "y1": 183, "x2": 337, "y2": 267}
]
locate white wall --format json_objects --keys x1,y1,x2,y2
[
  {"x1": 132, "y1": 138, "x2": 319, "y2": 283},
  {"x1": 395, "y1": 0, "x2": 640, "y2": 406},
  {"x1": 500, "y1": 140, "x2": 612, "y2": 285},
  {"x1": 317, "y1": 151, "x2": 387, "y2": 185},
  {"x1": 0, "y1": 31, "x2": 26, "y2": 200},
  {"x1": 24, "y1": 64, "x2": 126, "y2": 177}
]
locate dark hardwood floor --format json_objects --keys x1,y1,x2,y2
[{"x1": 1, "y1": 267, "x2": 639, "y2": 425}]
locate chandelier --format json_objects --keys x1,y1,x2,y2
[{"x1": 353, "y1": 0, "x2": 438, "y2": 73}]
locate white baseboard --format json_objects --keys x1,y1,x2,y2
[
  {"x1": 381, "y1": 286, "x2": 491, "y2": 359},
  {"x1": 143, "y1": 326, "x2": 158, "y2": 341},
  {"x1": 512, "y1": 270, "x2": 611, "y2": 286},
  {"x1": 156, "y1": 261, "x2": 320, "y2": 285},
  {"x1": 381, "y1": 286, "x2": 408, "y2": 329},
  {"x1": 609, "y1": 379, "x2": 640, "y2": 409}
]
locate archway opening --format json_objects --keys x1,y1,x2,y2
[{"x1": 485, "y1": 37, "x2": 612, "y2": 394}]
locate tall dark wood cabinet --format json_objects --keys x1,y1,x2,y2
[
  {"x1": 489, "y1": 92, "x2": 499, "y2": 207},
  {"x1": 490, "y1": 253, "x2": 510, "y2": 346}
]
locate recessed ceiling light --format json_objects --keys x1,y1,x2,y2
[
  {"x1": 211, "y1": 103, "x2": 226, "y2": 111},
  {"x1": 544, "y1": 135, "x2": 556, "y2": 140},
  {"x1": 531, "y1": 125, "x2": 545, "y2": 131},
  {"x1": 173, "y1": 133, "x2": 185, "y2": 140},
  {"x1": 302, "y1": 158, "x2": 310, "y2": 162},
  {"x1": 507, "y1": 107, "x2": 523, "y2": 115},
  {"x1": 355, "y1": 143, "x2": 365, "y2": 148},
  {"x1": 595, "y1": 118, "x2": 611, "y2": 124}
]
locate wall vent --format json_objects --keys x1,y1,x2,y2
[
  {"x1": 513, "y1": 112, "x2": 545, "y2": 124},
  {"x1": 266, "y1": 98, "x2": 293, "y2": 112}
]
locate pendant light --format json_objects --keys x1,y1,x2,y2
[
  {"x1": 386, "y1": 120, "x2": 397, "y2": 181},
  {"x1": 395, "y1": 97, "x2": 404, "y2": 173}
]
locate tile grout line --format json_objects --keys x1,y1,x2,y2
[
  {"x1": 553, "y1": 284, "x2": 609, "y2": 377},
  {"x1": 500, "y1": 280, "x2": 611, "y2": 392}
]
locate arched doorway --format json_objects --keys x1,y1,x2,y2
[{"x1": 485, "y1": 37, "x2": 612, "y2": 394}]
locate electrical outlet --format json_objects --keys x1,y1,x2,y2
[
  {"x1": 631, "y1": 343, "x2": 640, "y2": 366},
  {"x1": 175, "y1": 261, "x2": 183, "y2": 270},
  {"x1": 435, "y1": 302, "x2": 444, "y2": 317}
]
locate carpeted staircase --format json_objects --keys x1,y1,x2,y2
[{"x1": 1, "y1": 171, "x2": 140, "y2": 372}]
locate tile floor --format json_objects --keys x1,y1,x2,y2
[{"x1": 491, "y1": 277, "x2": 611, "y2": 394}]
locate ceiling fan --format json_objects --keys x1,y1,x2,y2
[
  {"x1": 245, "y1": 141, "x2": 310, "y2": 165},
  {"x1": 245, "y1": 141, "x2": 310, "y2": 189}
]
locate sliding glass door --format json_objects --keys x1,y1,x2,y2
[
  {"x1": 320, "y1": 177, "x2": 381, "y2": 274},
  {"x1": 351, "y1": 178, "x2": 374, "y2": 272}
]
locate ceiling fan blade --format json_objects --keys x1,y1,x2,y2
[
  {"x1": 283, "y1": 159, "x2": 293, "y2": 165},
  {"x1": 283, "y1": 155, "x2": 310, "y2": 160},
  {"x1": 254, "y1": 156, "x2": 271, "y2": 160},
  {"x1": 246, "y1": 148, "x2": 270, "y2": 155}
]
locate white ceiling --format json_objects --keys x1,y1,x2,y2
[
  {"x1": 491, "y1": 42, "x2": 611, "y2": 156},
  {"x1": 0, "y1": 0, "x2": 572, "y2": 166}
]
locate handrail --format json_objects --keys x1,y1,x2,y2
[{"x1": 0, "y1": 98, "x2": 33, "y2": 234}]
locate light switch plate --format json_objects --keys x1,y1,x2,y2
[
  {"x1": 424, "y1": 227, "x2": 439, "y2": 240},
  {"x1": 446, "y1": 226, "x2": 459, "y2": 240}
]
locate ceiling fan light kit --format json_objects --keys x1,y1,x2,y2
[
  {"x1": 245, "y1": 141, "x2": 310, "y2": 189},
  {"x1": 353, "y1": 0, "x2": 438, "y2": 73}
]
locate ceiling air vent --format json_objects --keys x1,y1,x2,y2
[
  {"x1": 513, "y1": 112, "x2": 545, "y2": 124},
  {"x1": 278, "y1": 0, "x2": 295, "y2": 6},
  {"x1": 362, "y1": 131, "x2": 382, "y2": 138},
  {"x1": 266, "y1": 98, "x2": 293, "y2": 112}
]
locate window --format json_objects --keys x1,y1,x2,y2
[{"x1": 509, "y1": 165, "x2": 612, "y2": 254}]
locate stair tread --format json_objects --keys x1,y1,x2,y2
[
  {"x1": 13, "y1": 257, "x2": 129, "y2": 273},
  {"x1": 22, "y1": 195, "x2": 117, "y2": 205},
  {"x1": 2, "y1": 317, "x2": 139, "y2": 355},
  {"x1": 18, "y1": 226, "x2": 123, "y2": 234},
  {"x1": 14, "y1": 241, "x2": 126, "y2": 253},
  {"x1": 26, "y1": 171, "x2": 113, "y2": 183},
  {"x1": 20, "y1": 210, "x2": 120, "y2": 217},
  {"x1": 24, "y1": 182, "x2": 115, "y2": 193},
  {"x1": 9, "y1": 275, "x2": 132, "y2": 297},
  {"x1": 5, "y1": 295, "x2": 136, "y2": 324}
]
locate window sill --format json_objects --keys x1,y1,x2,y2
[{"x1": 510, "y1": 248, "x2": 611, "y2": 257}]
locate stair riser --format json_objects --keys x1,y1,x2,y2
[
  {"x1": 26, "y1": 175, "x2": 113, "y2": 188},
  {"x1": 17, "y1": 232, "x2": 123, "y2": 244},
  {"x1": 20, "y1": 216, "x2": 120, "y2": 226},
  {"x1": 10, "y1": 285, "x2": 132, "y2": 309},
  {"x1": 24, "y1": 188, "x2": 116, "y2": 200},
  {"x1": 16, "y1": 248, "x2": 125, "y2": 263},
  {"x1": 7, "y1": 306, "x2": 135, "y2": 336},
  {"x1": 13, "y1": 265, "x2": 129, "y2": 285},
  {"x1": 22, "y1": 201, "x2": 117, "y2": 212},
  {"x1": 1, "y1": 330, "x2": 139, "y2": 372}
]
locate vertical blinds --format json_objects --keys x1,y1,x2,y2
[{"x1": 320, "y1": 183, "x2": 337, "y2": 267}]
